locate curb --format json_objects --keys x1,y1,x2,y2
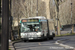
[
  {"x1": 9, "y1": 42, "x2": 15, "y2": 50},
  {"x1": 55, "y1": 38, "x2": 69, "y2": 44},
  {"x1": 55, "y1": 35, "x2": 75, "y2": 37},
  {"x1": 9, "y1": 40, "x2": 22, "y2": 50}
]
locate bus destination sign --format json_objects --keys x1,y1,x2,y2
[
  {"x1": 22, "y1": 19, "x2": 39, "y2": 22},
  {"x1": 28, "y1": 19, "x2": 39, "y2": 22},
  {"x1": 22, "y1": 19, "x2": 27, "y2": 22}
]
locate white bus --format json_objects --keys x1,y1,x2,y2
[{"x1": 20, "y1": 16, "x2": 55, "y2": 41}]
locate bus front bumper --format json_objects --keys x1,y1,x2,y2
[{"x1": 21, "y1": 37, "x2": 43, "y2": 40}]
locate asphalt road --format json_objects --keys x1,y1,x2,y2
[
  {"x1": 1, "y1": 26, "x2": 75, "y2": 50},
  {"x1": 58, "y1": 35, "x2": 75, "y2": 48},
  {"x1": 14, "y1": 36, "x2": 75, "y2": 50}
]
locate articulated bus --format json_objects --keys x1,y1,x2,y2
[{"x1": 20, "y1": 16, "x2": 55, "y2": 41}]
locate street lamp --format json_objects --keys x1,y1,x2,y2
[
  {"x1": 1, "y1": 0, "x2": 9, "y2": 50},
  {"x1": 36, "y1": 0, "x2": 38, "y2": 16},
  {"x1": 71, "y1": 0, "x2": 74, "y2": 33},
  {"x1": 71, "y1": 0, "x2": 72, "y2": 24}
]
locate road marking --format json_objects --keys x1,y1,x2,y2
[
  {"x1": 38, "y1": 42, "x2": 41, "y2": 45},
  {"x1": 15, "y1": 45, "x2": 41, "y2": 49},
  {"x1": 59, "y1": 44, "x2": 74, "y2": 49},
  {"x1": 55, "y1": 41, "x2": 59, "y2": 44},
  {"x1": 55, "y1": 40, "x2": 75, "y2": 49}
]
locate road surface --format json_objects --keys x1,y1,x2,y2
[
  {"x1": 14, "y1": 36, "x2": 75, "y2": 50},
  {"x1": 57, "y1": 35, "x2": 75, "y2": 48}
]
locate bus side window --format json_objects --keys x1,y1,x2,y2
[
  {"x1": 40, "y1": 22, "x2": 43, "y2": 31},
  {"x1": 40, "y1": 22, "x2": 42, "y2": 25},
  {"x1": 40, "y1": 22, "x2": 42, "y2": 28}
]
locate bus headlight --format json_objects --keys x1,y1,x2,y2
[
  {"x1": 37, "y1": 32, "x2": 42, "y2": 37},
  {"x1": 21, "y1": 33, "x2": 25, "y2": 38},
  {"x1": 21, "y1": 33, "x2": 27, "y2": 38}
]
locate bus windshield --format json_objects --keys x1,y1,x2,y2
[{"x1": 21, "y1": 22, "x2": 41, "y2": 33}]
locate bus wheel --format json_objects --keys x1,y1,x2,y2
[
  {"x1": 47, "y1": 37, "x2": 49, "y2": 40},
  {"x1": 53, "y1": 33, "x2": 55, "y2": 37},
  {"x1": 50, "y1": 37, "x2": 53, "y2": 40},
  {"x1": 24, "y1": 40, "x2": 26, "y2": 42},
  {"x1": 41, "y1": 34, "x2": 44, "y2": 41},
  {"x1": 41, "y1": 38, "x2": 44, "y2": 41},
  {"x1": 26, "y1": 40, "x2": 29, "y2": 42}
]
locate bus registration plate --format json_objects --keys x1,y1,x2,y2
[{"x1": 29, "y1": 38, "x2": 33, "y2": 40}]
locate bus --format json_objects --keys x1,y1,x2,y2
[{"x1": 20, "y1": 16, "x2": 55, "y2": 41}]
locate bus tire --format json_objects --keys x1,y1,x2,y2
[
  {"x1": 52, "y1": 33, "x2": 55, "y2": 37},
  {"x1": 26, "y1": 40, "x2": 29, "y2": 42},
  {"x1": 46, "y1": 37, "x2": 49, "y2": 40},
  {"x1": 46, "y1": 34, "x2": 50, "y2": 40},
  {"x1": 41, "y1": 34, "x2": 44, "y2": 41},
  {"x1": 49, "y1": 36, "x2": 53, "y2": 40},
  {"x1": 41, "y1": 38, "x2": 44, "y2": 41},
  {"x1": 50, "y1": 37, "x2": 53, "y2": 40},
  {"x1": 24, "y1": 40, "x2": 26, "y2": 42}
]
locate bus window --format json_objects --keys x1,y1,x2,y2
[{"x1": 21, "y1": 22, "x2": 41, "y2": 33}]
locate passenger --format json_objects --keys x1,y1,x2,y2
[{"x1": 35, "y1": 28, "x2": 38, "y2": 31}]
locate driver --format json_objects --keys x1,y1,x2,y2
[{"x1": 35, "y1": 28, "x2": 38, "y2": 31}]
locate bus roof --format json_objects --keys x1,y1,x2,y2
[{"x1": 29, "y1": 16, "x2": 46, "y2": 19}]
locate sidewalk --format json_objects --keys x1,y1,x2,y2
[
  {"x1": 9, "y1": 40, "x2": 21, "y2": 50},
  {"x1": 9, "y1": 42, "x2": 14, "y2": 50}
]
